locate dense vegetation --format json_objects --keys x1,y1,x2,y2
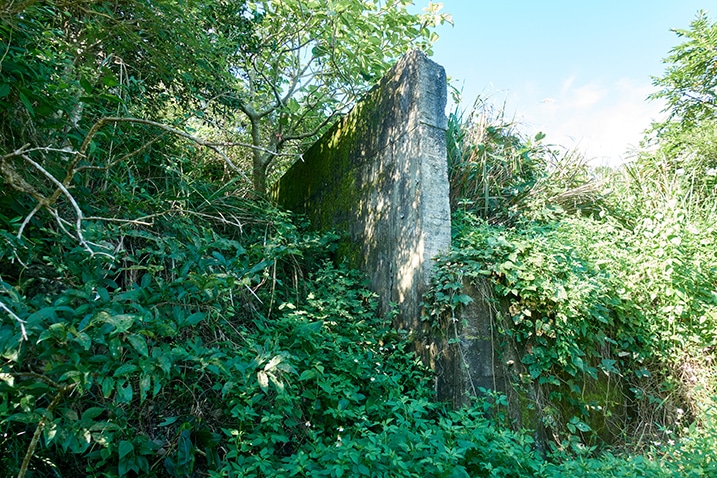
[
  {"x1": 429, "y1": 11, "x2": 717, "y2": 471},
  {"x1": 1, "y1": 2, "x2": 716, "y2": 477}
]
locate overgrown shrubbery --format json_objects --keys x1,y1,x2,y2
[
  {"x1": 445, "y1": 100, "x2": 604, "y2": 223},
  {"x1": 3, "y1": 2, "x2": 717, "y2": 476},
  {"x1": 0, "y1": 200, "x2": 547, "y2": 476}
]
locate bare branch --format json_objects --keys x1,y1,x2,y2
[
  {"x1": 280, "y1": 111, "x2": 341, "y2": 144},
  {"x1": 78, "y1": 117, "x2": 252, "y2": 184},
  {"x1": 0, "y1": 299, "x2": 27, "y2": 341},
  {"x1": 84, "y1": 216, "x2": 154, "y2": 226},
  {"x1": 20, "y1": 154, "x2": 94, "y2": 255},
  {"x1": 16, "y1": 202, "x2": 43, "y2": 241},
  {"x1": 206, "y1": 140, "x2": 297, "y2": 158},
  {"x1": 280, "y1": 56, "x2": 316, "y2": 107},
  {"x1": 47, "y1": 207, "x2": 77, "y2": 241},
  {"x1": 1, "y1": 145, "x2": 84, "y2": 159}
]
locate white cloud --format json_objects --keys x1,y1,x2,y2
[
  {"x1": 561, "y1": 75, "x2": 576, "y2": 93},
  {"x1": 572, "y1": 82, "x2": 608, "y2": 109},
  {"x1": 516, "y1": 76, "x2": 665, "y2": 167}
]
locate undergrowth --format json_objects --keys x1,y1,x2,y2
[{"x1": 0, "y1": 208, "x2": 544, "y2": 476}]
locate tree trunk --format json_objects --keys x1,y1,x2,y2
[
  {"x1": 248, "y1": 114, "x2": 268, "y2": 195},
  {"x1": 252, "y1": 155, "x2": 268, "y2": 196}
]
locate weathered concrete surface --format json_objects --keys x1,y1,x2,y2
[
  {"x1": 435, "y1": 279, "x2": 510, "y2": 407},
  {"x1": 274, "y1": 50, "x2": 451, "y2": 338},
  {"x1": 274, "y1": 51, "x2": 512, "y2": 408},
  {"x1": 434, "y1": 280, "x2": 519, "y2": 408}
]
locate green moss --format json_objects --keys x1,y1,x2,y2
[{"x1": 274, "y1": 67, "x2": 399, "y2": 270}]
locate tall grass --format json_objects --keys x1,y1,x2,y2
[{"x1": 446, "y1": 99, "x2": 604, "y2": 224}]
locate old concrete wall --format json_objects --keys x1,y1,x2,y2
[
  {"x1": 274, "y1": 50, "x2": 451, "y2": 338},
  {"x1": 435, "y1": 280, "x2": 509, "y2": 407},
  {"x1": 274, "y1": 50, "x2": 513, "y2": 409}
]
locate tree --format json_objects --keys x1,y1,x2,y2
[
  {"x1": 650, "y1": 10, "x2": 717, "y2": 129},
  {"x1": 0, "y1": 0, "x2": 257, "y2": 255},
  {"x1": 233, "y1": 0, "x2": 451, "y2": 194},
  {"x1": 0, "y1": 0, "x2": 255, "y2": 150},
  {"x1": 643, "y1": 10, "x2": 717, "y2": 205}
]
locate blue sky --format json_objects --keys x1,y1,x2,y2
[{"x1": 424, "y1": 1, "x2": 710, "y2": 166}]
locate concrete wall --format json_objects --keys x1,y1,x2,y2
[
  {"x1": 274, "y1": 50, "x2": 451, "y2": 338},
  {"x1": 435, "y1": 280, "x2": 509, "y2": 406}
]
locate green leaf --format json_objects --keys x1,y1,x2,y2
[
  {"x1": 80, "y1": 77, "x2": 93, "y2": 93},
  {"x1": 139, "y1": 374, "x2": 151, "y2": 402},
  {"x1": 7, "y1": 412, "x2": 39, "y2": 423},
  {"x1": 127, "y1": 334, "x2": 149, "y2": 357},
  {"x1": 96, "y1": 287, "x2": 110, "y2": 302},
  {"x1": 118, "y1": 440, "x2": 134, "y2": 460},
  {"x1": 106, "y1": 314, "x2": 136, "y2": 334},
  {"x1": 18, "y1": 92, "x2": 34, "y2": 117},
  {"x1": 81, "y1": 407, "x2": 105, "y2": 421},
  {"x1": 114, "y1": 363, "x2": 139, "y2": 377},
  {"x1": 74, "y1": 332, "x2": 92, "y2": 350},
  {"x1": 299, "y1": 321, "x2": 323, "y2": 334},
  {"x1": 102, "y1": 377, "x2": 114, "y2": 398},
  {"x1": 153, "y1": 349, "x2": 173, "y2": 374},
  {"x1": 176, "y1": 428, "x2": 195, "y2": 472},
  {"x1": 181, "y1": 312, "x2": 206, "y2": 327},
  {"x1": 158, "y1": 416, "x2": 179, "y2": 427},
  {"x1": 0, "y1": 84, "x2": 10, "y2": 98},
  {"x1": 117, "y1": 381, "x2": 133, "y2": 403},
  {"x1": 102, "y1": 75, "x2": 120, "y2": 87}
]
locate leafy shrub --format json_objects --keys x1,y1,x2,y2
[
  {"x1": 437, "y1": 88, "x2": 717, "y2": 454},
  {"x1": 1, "y1": 229, "x2": 549, "y2": 477}
]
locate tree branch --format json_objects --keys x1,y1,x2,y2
[
  {"x1": 0, "y1": 300, "x2": 27, "y2": 341},
  {"x1": 280, "y1": 110, "x2": 341, "y2": 144},
  {"x1": 18, "y1": 382, "x2": 76, "y2": 478},
  {"x1": 78, "y1": 117, "x2": 252, "y2": 184},
  {"x1": 20, "y1": 153, "x2": 95, "y2": 255}
]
